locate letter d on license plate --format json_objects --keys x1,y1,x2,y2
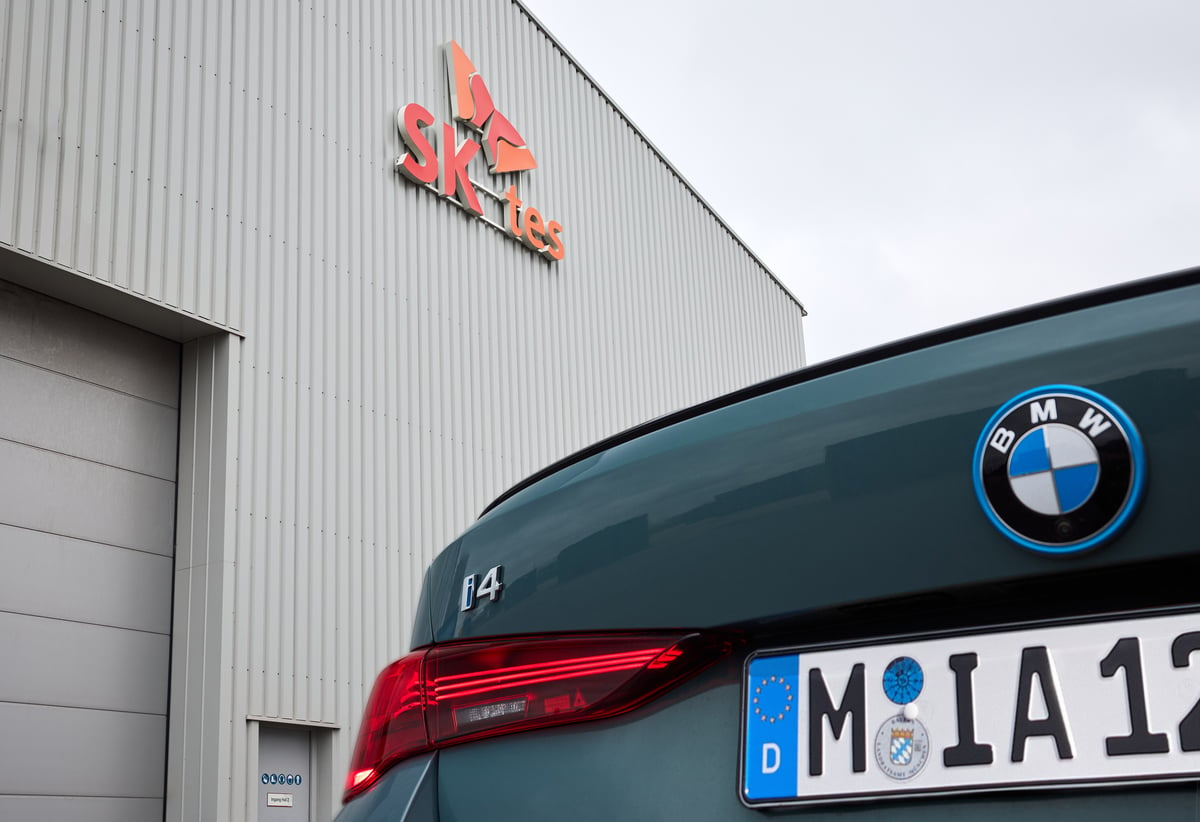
[{"x1": 741, "y1": 609, "x2": 1200, "y2": 806}]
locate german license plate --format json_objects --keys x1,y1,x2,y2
[{"x1": 741, "y1": 609, "x2": 1200, "y2": 806}]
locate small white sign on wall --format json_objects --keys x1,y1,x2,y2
[{"x1": 266, "y1": 793, "x2": 294, "y2": 808}]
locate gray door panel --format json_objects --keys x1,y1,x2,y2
[
  {"x1": 0, "y1": 438, "x2": 175, "y2": 555},
  {"x1": 0, "y1": 524, "x2": 172, "y2": 632},
  {"x1": 0, "y1": 702, "x2": 166, "y2": 796},
  {"x1": 0, "y1": 796, "x2": 163, "y2": 822},
  {"x1": 0, "y1": 355, "x2": 178, "y2": 479},
  {"x1": 0, "y1": 280, "x2": 179, "y2": 405},
  {"x1": 0, "y1": 280, "x2": 179, "y2": 819},
  {"x1": 0, "y1": 611, "x2": 169, "y2": 714}
]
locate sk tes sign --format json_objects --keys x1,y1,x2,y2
[{"x1": 396, "y1": 41, "x2": 565, "y2": 262}]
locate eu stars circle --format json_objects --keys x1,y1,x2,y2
[{"x1": 973, "y1": 385, "x2": 1146, "y2": 554}]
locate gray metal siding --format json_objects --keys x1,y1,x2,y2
[
  {"x1": 0, "y1": 281, "x2": 179, "y2": 820},
  {"x1": 1, "y1": 1, "x2": 807, "y2": 819},
  {"x1": 169, "y1": 333, "x2": 239, "y2": 822}
]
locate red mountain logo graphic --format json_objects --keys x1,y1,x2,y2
[{"x1": 446, "y1": 41, "x2": 537, "y2": 175}]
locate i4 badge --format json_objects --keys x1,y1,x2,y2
[{"x1": 973, "y1": 385, "x2": 1146, "y2": 554}]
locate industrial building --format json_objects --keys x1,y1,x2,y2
[{"x1": 0, "y1": 1, "x2": 806, "y2": 819}]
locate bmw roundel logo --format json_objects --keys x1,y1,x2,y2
[{"x1": 973, "y1": 385, "x2": 1146, "y2": 555}]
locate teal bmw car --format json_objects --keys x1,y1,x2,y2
[{"x1": 337, "y1": 267, "x2": 1200, "y2": 821}]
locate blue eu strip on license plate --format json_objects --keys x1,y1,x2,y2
[{"x1": 741, "y1": 609, "x2": 1200, "y2": 807}]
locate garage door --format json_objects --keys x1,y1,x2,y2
[{"x1": 0, "y1": 280, "x2": 179, "y2": 822}]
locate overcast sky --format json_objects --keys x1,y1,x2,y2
[{"x1": 521, "y1": 0, "x2": 1200, "y2": 363}]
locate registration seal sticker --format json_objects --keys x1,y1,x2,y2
[
  {"x1": 874, "y1": 715, "x2": 930, "y2": 781},
  {"x1": 973, "y1": 385, "x2": 1146, "y2": 555},
  {"x1": 882, "y1": 656, "x2": 924, "y2": 705}
]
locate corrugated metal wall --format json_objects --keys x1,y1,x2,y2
[{"x1": 0, "y1": 1, "x2": 806, "y2": 819}]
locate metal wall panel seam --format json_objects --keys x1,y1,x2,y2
[
  {"x1": 610, "y1": 115, "x2": 633, "y2": 436},
  {"x1": 670, "y1": 171, "x2": 694, "y2": 399},
  {"x1": 710, "y1": 195, "x2": 731, "y2": 394},
  {"x1": 315, "y1": 0, "x2": 334, "y2": 683},
  {"x1": 181, "y1": 0, "x2": 204, "y2": 311},
  {"x1": 684, "y1": 174, "x2": 709, "y2": 401},
  {"x1": 637, "y1": 106, "x2": 663, "y2": 415},
  {"x1": 0, "y1": 0, "x2": 20, "y2": 244},
  {"x1": 143, "y1": 0, "x2": 168, "y2": 302},
  {"x1": 333, "y1": 0, "x2": 348, "y2": 729},
  {"x1": 192, "y1": 0, "x2": 215, "y2": 320},
  {"x1": 303, "y1": 0, "x2": 321, "y2": 740},
  {"x1": 108, "y1": 0, "x2": 135, "y2": 291},
  {"x1": 65, "y1": 0, "x2": 98, "y2": 276},
  {"x1": 245, "y1": 167, "x2": 267, "y2": 726},
  {"x1": 591, "y1": 93, "x2": 615, "y2": 440},
  {"x1": 560, "y1": 50, "x2": 582, "y2": 461},
  {"x1": 49, "y1": 2, "x2": 79, "y2": 267},
  {"x1": 537, "y1": 27, "x2": 560, "y2": 469},
  {"x1": 126, "y1": 0, "x2": 152, "y2": 296},
  {"x1": 209, "y1": 0, "x2": 231, "y2": 327},
  {"x1": 707, "y1": 210, "x2": 728, "y2": 394},
  {"x1": 156, "y1": 0, "x2": 178, "y2": 306},
  {"x1": 224, "y1": 0, "x2": 249, "y2": 332},
  {"x1": 334, "y1": 0, "x2": 351, "y2": 731},
  {"x1": 31, "y1": 0, "x2": 62, "y2": 261},
  {"x1": 544, "y1": 31, "x2": 566, "y2": 464},
  {"x1": 12, "y1": 0, "x2": 43, "y2": 254},
  {"x1": 742, "y1": 260, "x2": 762, "y2": 380},
  {"x1": 254, "y1": 0, "x2": 274, "y2": 723},
  {"x1": 738, "y1": 248, "x2": 755, "y2": 381},
  {"x1": 569, "y1": 84, "x2": 590, "y2": 452},
  {"x1": 348, "y1": 0, "x2": 367, "y2": 710},
  {"x1": 75, "y1": 1, "x2": 104, "y2": 274},
  {"x1": 667, "y1": 150, "x2": 696, "y2": 408},
  {"x1": 656, "y1": 151, "x2": 682, "y2": 410},
  {"x1": 296, "y1": 0, "x2": 317, "y2": 715},
  {"x1": 400, "y1": 0, "x2": 418, "y2": 673},
  {"x1": 618, "y1": 111, "x2": 641, "y2": 430},
  {"x1": 279, "y1": 0, "x2": 299, "y2": 723},
  {"x1": 272, "y1": 0, "x2": 290, "y2": 721},
  {"x1": 637, "y1": 155, "x2": 662, "y2": 408},
  {"x1": 368, "y1": 0, "x2": 385, "y2": 685},
  {"x1": 366, "y1": 0, "x2": 385, "y2": 670},
  {"x1": 174, "y1": 0, "x2": 200, "y2": 308},
  {"x1": 384, "y1": 0, "x2": 405, "y2": 661},
  {"x1": 232, "y1": 0, "x2": 257, "y2": 726},
  {"x1": 353, "y1": 0, "x2": 372, "y2": 704},
  {"x1": 645, "y1": 113, "x2": 671, "y2": 415}
]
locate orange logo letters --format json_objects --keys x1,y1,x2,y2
[{"x1": 395, "y1": 41, "x2": 564, "y2": 262}]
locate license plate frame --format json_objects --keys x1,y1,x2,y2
[{"x1": 740, "y1": 607, "x2": 1200, "y2": 808}]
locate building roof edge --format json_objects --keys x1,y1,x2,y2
[{"x1": 510, "y1": 0, "x2": 808, "y2": 317}]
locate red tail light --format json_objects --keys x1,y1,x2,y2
[{"x1": 344, "y1": 632, "x2": 733, "y2": 802}]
